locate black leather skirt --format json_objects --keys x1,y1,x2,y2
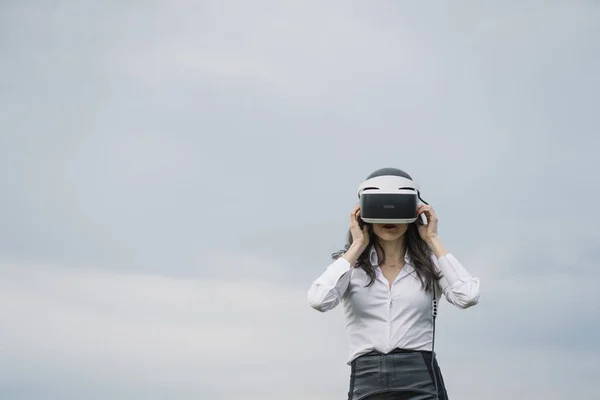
[{"x1": 347, "y1": 349, "x2": 449, "y2": 400}]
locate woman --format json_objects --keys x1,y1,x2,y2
[{"x1": 307, "y1": 168, "x2": 480, "y2": 400}]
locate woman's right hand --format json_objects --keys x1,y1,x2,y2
[
  {"x1": 349, "y1": 205, "x2": 370, "y2": 250},
  {"x1": 342, "y1": 205, "x2": 370, "y2": 266}
]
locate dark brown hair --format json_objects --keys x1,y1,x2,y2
[{"x1": 332, "y1": 218, "x2": 441, "y2": 293}]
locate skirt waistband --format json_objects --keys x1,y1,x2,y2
[
  {"x1": 355, "y1": 348, "x2": 432, "y2": 360},
  {"x1": 348, "y1": 348, "x2": 447, "y2": 400}
]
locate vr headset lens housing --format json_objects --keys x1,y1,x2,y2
[{"x1": 357, "y1": 175, "x2": 424, "y2": 224}]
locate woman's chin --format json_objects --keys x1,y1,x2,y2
[{"x1": 376, "y1": 232, "x2": 404, "y2": 241}]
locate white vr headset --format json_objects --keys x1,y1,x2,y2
[{"x1": 357, "y1": 174, "x2": 427, "y2": 224}]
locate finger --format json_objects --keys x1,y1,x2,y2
[
  {"x1": 416, "y1": 206, "x2": 430, "y2": 222},
  {"x1": 419, "y1": 206, "x2": 437, "y2": 221},
  {"x1": 351, "y1": 210, "x2": 361, "y2": 226},
  {"x1": 418, "y1": 204, "x2": 432, "y2": 214}
]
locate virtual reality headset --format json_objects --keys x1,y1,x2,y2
[{"x1": 357, "y1": 171, "x2": 427, "y2": 224}]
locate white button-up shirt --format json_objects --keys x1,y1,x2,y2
[{"x1": 307, "y1": 246, "x2": 480, "y2": 364}]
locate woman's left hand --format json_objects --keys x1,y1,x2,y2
[{"x1": 417, "y1": 205, "x2": 439, "y2": 243}]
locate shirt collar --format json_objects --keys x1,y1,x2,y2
[
  {"x1": 369, "y1": 244, "x2": 411, "y2": 266},
  {"x1": 369, "y1": 244, "x2": 415, "y2": 284}
]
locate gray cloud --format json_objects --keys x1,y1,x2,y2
[{"x1": 1, "y1": 0, "x2": 599, "y2": 399}]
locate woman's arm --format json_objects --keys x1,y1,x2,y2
[
  {"x1": 428, "y1": 236, "x2": 480, "y2": 309},
  {"x1": 307, "y1": 242, "x2": 364, "y2": 312},
  {"x1": 417, "y1": 205, "x2": 480, "y2": 308}
]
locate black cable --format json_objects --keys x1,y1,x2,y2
[
  {"x1": 431, "y1": 287, "x2": 439, "y2": 400},
  {"x1": 420, "y1": 192, "x2": 439, "y2": 399},
  {"x1": 415, "y1": 193, "x2": 442, "y2": 398}
]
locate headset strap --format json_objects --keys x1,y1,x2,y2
[{"x1": 357, "y1": 175, "x2": 420, "y2": 195}]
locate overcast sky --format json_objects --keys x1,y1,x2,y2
[{"x1": 1, "y1": 1, "x2": 599, "y2": 399}]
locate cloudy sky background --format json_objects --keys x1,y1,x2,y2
[{"x1": 1, "y1": 1, "x2": 599, "y2": 399}]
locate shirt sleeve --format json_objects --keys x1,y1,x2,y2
[
  {"x1": 432, "y1": 253, "x2": 480, "y2": 309},
  {"x1": 307, "y1": 257, "x2": 353, "y2": 312}
]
